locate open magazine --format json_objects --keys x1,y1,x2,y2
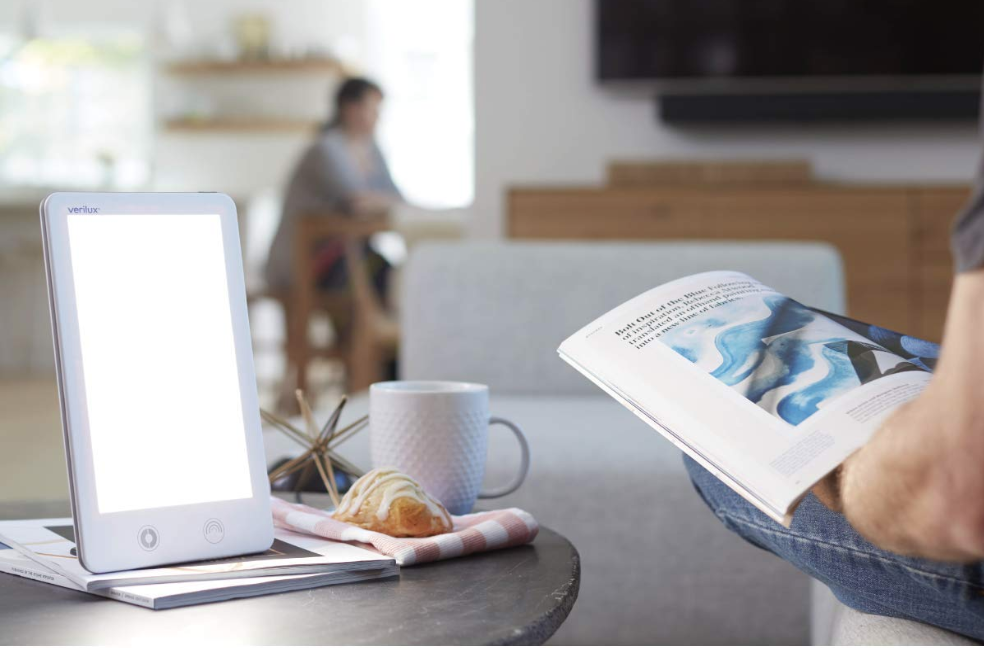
[{"x1": 558, "y1": 271, "x2": 939, "y2": 526}]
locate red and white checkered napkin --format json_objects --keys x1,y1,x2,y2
[{"x1": 271, "y1": 497, "x2": 539, "y2": 566}]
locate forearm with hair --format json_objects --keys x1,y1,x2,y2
[{"x1": 817, "y1": 272, "x2": 984, "y2": 562}]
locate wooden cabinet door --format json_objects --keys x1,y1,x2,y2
[
  {"x1": 699, "y1": 189, "x2": 911, "y2": 334},
  {"x1": 509, "y1": 187, "x2": 912, "y2": 333},
  {"x1": 508, "y1": 188, "x2": 709, "y2": 239}
]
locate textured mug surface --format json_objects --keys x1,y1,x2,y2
[{"x1": 369, "y1": 381, "x2": 526, "y2": 515}]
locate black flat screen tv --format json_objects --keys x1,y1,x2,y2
[{"x1": 597, "y1": 0, "x2": 984, "y2": 90}]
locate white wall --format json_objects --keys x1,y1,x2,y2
[{"x1": 473, "y1": 0, "x2": 982, "y2": 238}]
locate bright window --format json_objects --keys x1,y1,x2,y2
[
  {"x1": 365, "y1": 0, "x2": 474, "y2": 209},
  {"x1": 0, "y1": 31, "x2": 150, "y2": 189}
]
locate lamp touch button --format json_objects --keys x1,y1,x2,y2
[
  {"x1": 203, "y1": 518, "x2": 225, "y2": 544},
  {"x1": 138, "y1": 526, "x2": 160, "y2": 551}
]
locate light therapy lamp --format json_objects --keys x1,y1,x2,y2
[{"x1": 40, "y1": 192, "x2": 273, "y2": 573}]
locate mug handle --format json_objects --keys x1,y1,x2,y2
[{"x1": 478, "y1": 416, "x2": 530, "y2": 499}]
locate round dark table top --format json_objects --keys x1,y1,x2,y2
[{"x1": 0, "y1": 498, "x2": 579, "y2": 645}]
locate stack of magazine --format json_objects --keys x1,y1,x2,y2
[{"x1": 0, "y1": 518, "x2": 397, "y2": 609}]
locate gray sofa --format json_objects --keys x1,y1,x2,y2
[{"x1": 393, "y1": 241, "x2": 970, "y2": 645}]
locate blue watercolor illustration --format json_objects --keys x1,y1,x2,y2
[{"x1": 660, "y1": 295, "x2": 938, "y2": 426}]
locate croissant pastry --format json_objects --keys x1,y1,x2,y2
[{"x1": 332, "y1": 467, "x2": 452, "y2": 537}]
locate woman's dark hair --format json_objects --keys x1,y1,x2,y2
[{"x1": 325, "y1": 77, "x2": 383, "y2": 130}]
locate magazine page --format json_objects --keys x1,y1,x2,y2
[
  {"x1": 559, "y1": 271, "x2": 933, "y2": 522},
  {"x1": 0, "y1": 540, "x2": 81, "y2": 591},
  {"x1": 0, "y1": 518, "x2": 394, "y2": 591}
]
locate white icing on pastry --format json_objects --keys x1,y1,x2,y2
[{"x1": 335, "y1": 467, "x2": 451, "y2": 526}]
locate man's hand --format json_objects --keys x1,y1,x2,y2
[
  {"x1": 810, "y1": 466, "x2": 843, "y2": 512},
  {"x1": 817, "y1": 271, "x2": 984, "y2": 562}
]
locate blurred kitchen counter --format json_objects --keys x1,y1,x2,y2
[
  {"x1": 388, "y1": 203, "x2": 467, "y2": 246},
  {"x1": 0, "y1": 375, "x2": 67, "y2": 503}
]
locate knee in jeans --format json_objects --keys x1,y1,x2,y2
[
  {"x1": 684, "y1": 456, "x2": 731, "y2": 513},
  {"x1": 683, "y1": 456, "x2": 776, "y2": 552}
]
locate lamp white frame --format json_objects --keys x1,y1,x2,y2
[{"x1": 40, "y1": 192, "x2": 273, "y2": 573}]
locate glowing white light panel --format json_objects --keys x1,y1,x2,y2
[{"x1": 67, "y1": 213, "x2": 253, "y2": 513}]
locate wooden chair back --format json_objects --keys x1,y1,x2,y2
[{"x1": 289, "y1": 213, "x2": 396, "y2": 395}]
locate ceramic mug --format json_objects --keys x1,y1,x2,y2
[{"x1": 369, "y1": 381, "x2": 530, "y2": 515}]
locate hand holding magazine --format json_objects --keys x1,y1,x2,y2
[{"x1": 559, "y1": 271, "x2": 938, "y2": 526}]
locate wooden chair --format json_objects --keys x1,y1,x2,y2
[{"x1": 288, "y1": 214, "x2": 399, "y2": 398}]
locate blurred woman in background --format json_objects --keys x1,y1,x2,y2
[{"x1": 265, "y1": 77, "x2": 402, "y2": 295}]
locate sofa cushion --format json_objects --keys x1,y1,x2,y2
[
  {"x1": 832, "y1": 606, "x2": 979, "y2": 646},
  {"x1": 401, "y1": 241, "x2": 845, "y2": 395}
]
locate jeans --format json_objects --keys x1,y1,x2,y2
[
  {"x1": 684, "y1": 455, "x2": 984, "y2": 641},
  {"x1": 317, "y1": 241, "x2": 392, "y2": 298}
]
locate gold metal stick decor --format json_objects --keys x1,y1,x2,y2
[{"x1": 261, "y1": 391, "x2": 367, "y2": 507}]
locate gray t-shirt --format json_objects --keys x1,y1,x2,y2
[
  {"x1": 265, "y1": 128, "x2": 401, "y2": 290},
  {"x1": 951, "y1": 158, "x2": 984, "y2": 273}
]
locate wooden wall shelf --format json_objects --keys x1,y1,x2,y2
[
  {"x1": 165, "y1": 58, "x2": 346, "y2": 76},
  {"x1": 163, "y1": 117, "x2": 321, "y2": 133}
]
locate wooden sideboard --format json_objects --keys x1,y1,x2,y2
[
  {"x1": 608, "y1": 159, "x2": 814, "y2": 188},
  {"x1": 508, "y1": 184, "x2": 970, "y2": 342}
]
